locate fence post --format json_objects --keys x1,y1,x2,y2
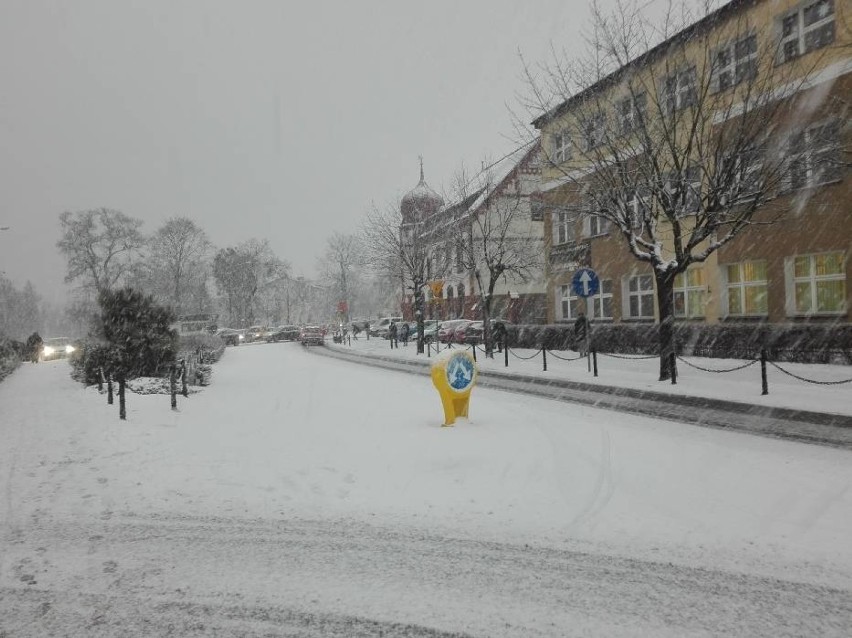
[
  {"x1": 542, "y1": 347, "x2": 547, "y2": 372},
  {"x1": 471, "y1": 344, "x2": 477, "y2": 362},
  {"x1": 118, "y1": 376, "x2": 126, "y2": 420},
  {"x1": 170, "y1": 365, "x2": 177, "y2": 410},
  {"x1": 592, "y1": 349, "x2": 598, "y2": 377},
  {"x1": 761, "y1": 348, "x2": 768, "y2": 395},
  {"x1": 107, "y1": 372, "x2": 114, "y2": 405},
  {"x1": 670, "y1": 352, "x2": 677, "y2": 385},
  {"x1": 181, "y1": 360, "x2": 188, "y2": 397},
  {"x1": 97, "y1": 367, "x2": 104, "y2": 392},
  {"x1": 427, "y1": 342, "x2": 431, "y2": 357},
  {"x1": 504, "y1": 345, "x2": 509, "y2": 368}
]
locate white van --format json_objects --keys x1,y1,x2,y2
[{"x1": 369, "y1": 316, "x2": 403, "y2": 338}]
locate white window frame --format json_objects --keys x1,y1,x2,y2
[
  {"x1": 723, "y1": 261, "x2": 769, "y2": 317},
  {"x1": 662, "y1": 67, "x2": 696, "y2": 113},
  {"x1": 785, "y1": 252, "x2": 846, "y2": 316},
  {"x1": 623, "y1": 274, "x2": 655, "y2": 319},
  {"x1": 584, "y1": 113, "x2": 606, "y2": 150},
  {"x1": 778, "y1": 0, "x2": 835, "y2": 63},
  {"x1": 673, "y1": 268, "x2": 707, "y2": 318},
  {"x1": 552, "y1": 130, "x2": 572, "y2": 164},
  {"x1": 721, "y1": 146, "x2": 763, "y2": 205},
  {"x1": 665, "y1": 167, "x2": 701, "y2": 215},
  {"x1": 589, "y1": 279, "x2": 614, "y2": 321},
  {"x1": 583, "y1": 213, "x2": 609, "y2": 237},
  {"x1": 616, "y1": 93, "x2": 646, "y2": 134},
  {"x1": 558, "y1": 284, "x2": 585, "y2": 321},
  {"x1": 553, "y1": 211, "x2": 574, "y2": 246},
  {"x1": 713, "y1": 33, "x2": 757, "y2": 92},
  {"x1": 785, "y1": 119, "x2": 842, "y2": 190}
]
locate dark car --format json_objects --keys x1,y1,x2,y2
[
  {"x1": 299, "y1": 326, "x2": 325, "y2": 346},
  {"x1": 217, "y1": 328, "x2": 243, "y2": 346},
  {"x1": 267, "y1": 325, "x2": 301, "y2": 342},
  {"x1": 462, "y1": 319, "x2": 513, "y2": 345}
]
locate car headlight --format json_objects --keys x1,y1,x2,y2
[
  {"x1": 238, "y1": 334, "x2": 244, "y2": 340},
  {"x1": 65, "y1": 344, "x2": 75, "y2": 354},
  {"x1": 43, "y1": 346, "x2": 55, "y2": 356}
]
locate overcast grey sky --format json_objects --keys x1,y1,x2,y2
[{"x1": 1, "y1": 0, "x2": 600, "y2": 301}]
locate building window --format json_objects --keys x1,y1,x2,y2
[
  {"x1": 530, "y1": 199, "x2": 545, "y2": 222},
  {"x1": 713, "y1": 34, "x2": 757, "y2": 91},
  {"x1": 552, "y1": 130, "x2": 572, "y2": 163},
  {"x1": 662, "y1": 67, "x2": 696, "y2": 113},
  {"x1": 779, "y1": 0, "x2": 835, "y2": 63},
  {"x1": 584, "y1": 113, "x2": 606, "y2": 150},
  {"x1": 673, "y1": 268, "x2": 707, "y2": 318},
  {"x1": 626, "y1": 274, "x2": 655, "y2": 319},
  {"x1": 590, "y1": 279, "x2": 613, "y2": 320},
  {"x1": 721, "y1": 146, "x2": 762, "y2": 205},
  {"x1": 553, "y1": 211, "x2": 574, "y2": 245},
  {"x1": 559, "y1": 284, "x2": 584, "y2": 320},
  {"x1": 583, "y1": 213, "x2": 609, "y2": 237},
  {"x1": 725, "y1": 261, "x2": 768, "y2": 316},
  {"x1": 625, "y1": 187, "x2": 650, "y2": 229},
  {"x1": 786, "y1": 120, "x2": 842, "y2": 190},
  {"x1": 616, "y1": 93, "x2": 646, "y2": 133},
  {"x1": 789, "y1": 252, "x2": 846, "y2": 315},
  {"x1": 665, "y1": 167, "x2": 701, "y2": 215}
]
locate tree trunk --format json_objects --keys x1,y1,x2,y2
[
  {"x1": 414, "y1": 286, "x2": 425, "y2": 354},
  {"x1": 655, "y1": 271, "x2": 677, "y2": 381}
]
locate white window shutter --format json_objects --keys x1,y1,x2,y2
[{"x1": 783, "y1": 257, "x2": 795, "y2": 316}]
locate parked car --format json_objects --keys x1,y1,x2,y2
[
  {"x1": 217, "y1": 328, "x2": 243, "y2": 346},
  {"x1": 244, "y1": 325, "x2": 269, "y2": 343},
  {"x1": 450, "y1": 320, "x2": 478, "y2": 345},
  {"x1": 462, "y1": 319, "x2": 513, "y2": 345},
  {"x1": 267, "y1": 325, "x2": 300, "y2": 342},
  {"x1": 41, "y1": 337, "x2": 77, "y2": 361},
  {"x1": 438, "y1": 319, "x2": 473, "y2": 344},
  {"x1": 299, "y1": 325, "x2": 325, "y2": 346},
  {"x1": 370, "y1": 316, "x2": 403, "y2": 338}
]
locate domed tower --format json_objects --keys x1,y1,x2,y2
[{"x1": 401, "y1": 158, "x2": 443, "y2": 224}]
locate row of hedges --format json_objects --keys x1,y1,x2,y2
[
  {"x1": 178, "y1": 334, "x2": 226, "y2": 364},
  {"x1": 504, "y1": 322, "x2": 852, "y2": 364}
]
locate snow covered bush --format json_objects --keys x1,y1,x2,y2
[
  {"x1": 178, "y1": 333, "x2": 225, "y2": 364},
  {"x1": 69, "y1": 341, "x2": 118, "y2": 385},
  {"x1": 0, "y1": 336, "x2": 24, "y2": 382}
]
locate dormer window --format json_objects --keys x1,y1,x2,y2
[{"x1": 552, "y1": 130, "x2": 572, "y2": 163}]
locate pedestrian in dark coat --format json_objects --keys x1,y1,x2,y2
[
  {"x1": 492, "y1": 320, "x2": 507, "y2": 353},
  {"x1": 574, "y1": 312, "x2": 590, "y2": 356},
  {"x1": 399, "y1": 322, "x2": 410, "y2": 346},
  {"x1": 388, "y1": 321, "x2": 398, "y2": 349},
  {"x1": 26, "y1": 332, "x2": 43, "y2": 363}
]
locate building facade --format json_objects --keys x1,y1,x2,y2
[{"x1": 534, "y1": 0, "x2": 850, "y2": 328}]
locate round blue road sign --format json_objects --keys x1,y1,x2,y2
[{"x1": 572, "y1": 268, "x2": 599, "y2": 298}]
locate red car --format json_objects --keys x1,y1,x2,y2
[{"x1": 438, "y1": 320, "x2": 473, "y2": 344}]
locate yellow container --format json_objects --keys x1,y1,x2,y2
[{"x1": 431, "y1": 350, "x2": 478, "y2": 426}]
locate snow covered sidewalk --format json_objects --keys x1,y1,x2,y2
[{"x1": 328, "y1": 337, "x2": 852, "y2": 418}]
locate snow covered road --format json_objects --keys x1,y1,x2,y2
[{"x1": 2, "y1": 343, "x2": 852, "y2": 636}]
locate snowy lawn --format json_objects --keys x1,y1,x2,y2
[
  {"x1": 331, "y1": 336, "x2": 852, "y2": 416},
  {"x1": 2, "y1": 342, "x2": 851, "y2": 593}
]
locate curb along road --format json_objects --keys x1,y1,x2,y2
[{"x1": 311, "y1": 345, "x2": 852, "y2": 451}]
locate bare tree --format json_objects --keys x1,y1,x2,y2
[
  {"x1": 145, "y1": 217, "x2": 211, "y2": 315},
  {"x1": 520, "y1": 0, "x2": 842, "y2": 379},
  {"x1": 453, "y1": 147, "x2": 544, "y2": 356},
  {"x1": 317, "y1": 232, "x2": 363, "y2": 324},
  {"x1": 362, "y1": 200, "x2": 450, "y2": 353},
  {"x1": 212, "y1": 239, "x2": 290, "y2": 327},
  {"x1": 57, "y1": 208, "x2": 145, "y2": 294},
  {"x1": 0, "y1": 276, "x2": 42, "y2": 340}
]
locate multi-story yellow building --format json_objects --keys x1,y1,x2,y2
[{"x1": 533, "y1": 0, "x2": 849, "y2": 329}]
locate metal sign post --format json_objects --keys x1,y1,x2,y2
[{"x1": 572, "y1": 268, "x2": 599, "y2": 371}]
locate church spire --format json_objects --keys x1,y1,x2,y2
[{"x1": 419, "y1": 155, "x2": 424, "y2": 183}]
